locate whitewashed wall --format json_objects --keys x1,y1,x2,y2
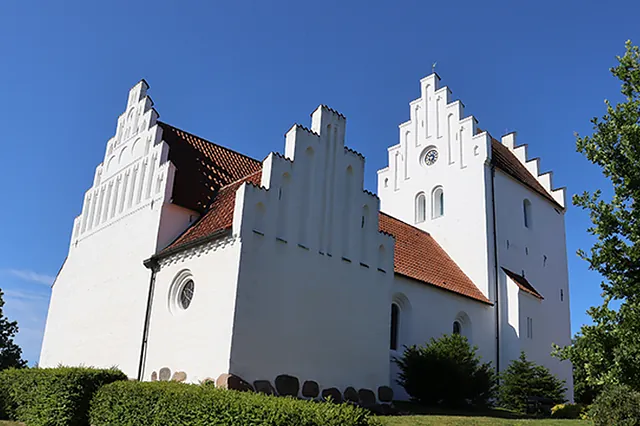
[
  {"x1": 227, "y1": 106, "x2": 395, "y2": 393},
  {"x1": 142, "y1": 237, "x2": 242, "y2": 383},
  {"x1": 40, "y1": 81, "x2": 195, "y2": 378},
  {"x1": 494, "y1": 160, "x2": 573, "y2": 400},
  {"x1": 377, "y1": 73, "x2": 495, "y2": 300},
  {"x1": 390, "y1": 275, "x2": 496, "y2": 399}
]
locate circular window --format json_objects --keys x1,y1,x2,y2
[
  {"x1": 424, "y1": 148, "x2": 439, "y2": 166},
  {"x1": 168, "y1": 270, "x2": 195, "y2": 314},
  {"x1": 179, "y1": 280, "x2": 194, "y2": 309}
]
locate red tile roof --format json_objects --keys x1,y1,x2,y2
[
  {"x1": 159, "y1": 122, "x2": 262, "y2": 213},
  {"x1": 379, "y1": 212, "x2": 491, "y2": 304},
  {"x1": 161, "y1": 170, "x2": 263, "y2": 254},
  {"x1": 489, "y1": 138, "x2": 562, "y2": 209},
  {"x1": 502, "y1": 267, "x2": 543, "y2": 300}
]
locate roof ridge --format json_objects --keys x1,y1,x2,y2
[
  {"x1": 378, "y1": 211, "x2": 431, "y2": 237},
  {"x1": 217, "y1": 169, "x2": 263, "y2": 192},
  {"x1": 158, "y1": 121, "x2": 260, "y2": 164}
]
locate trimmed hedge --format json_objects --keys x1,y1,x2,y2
[
  {"x1": 551, "y1": 403, "x2": 585, "y2": 419},
  {"x1": 0, "y1": 366, "x2": 127, "y2": 426},
  {"x1": 90, "y1": 381, "x2": 382, "y2": 426}
]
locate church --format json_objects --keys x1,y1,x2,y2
[{"x1": 39, "y1": 73, "x2": 573, "y2": 401}]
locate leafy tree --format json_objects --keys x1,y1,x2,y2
[
  {"x1": 395, "y1": 334, "x2": 496, "y2": 408},
  {"x1": 554, "y1": 40, "x2": 640, "y2": 392},
  {"x1": 0, "y1": 289, "x2": 27, "y2": 370},
  {"x1": 498, "y1": 352, "x2": 566, "y2": 413}
]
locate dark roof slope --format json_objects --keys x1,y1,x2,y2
[
  {"x1": 490, "y1": 139, "x2": 562, "y2": 209},
  {"x1": 159, "y1": 122, "x2": 262, "y2": 213},
  {"x1": 161, "y1": 170, "x2": 263, "y2": 254},
  {"x1": 379, "y1": 213, "x2": 491, "y2": 304},
  {"x1": 502, "y1": 267, "x2": 543, "y2": 300}
]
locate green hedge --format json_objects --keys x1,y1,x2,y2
[
  {"x1": 0, "y1": 366, "x2": 127, "y2": 426},
  {"x1": 90, "y1": 381, "x2": 382, "y2": 426}
]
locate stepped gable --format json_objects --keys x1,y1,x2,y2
[
  {"x1": 480, "y1": 128, "x2": 565, "y2": 209},
  {"x1": 161, "y1": 169, "x2": 263, "y2": 254},
  {"x1": 379, "y1": 213, "x2": 491, "y2": 304},
  {"x1": 159, "y1": 122, "x2": 262, "y2": 213},
  {"x1": 502, "y1": 267, "x2": 543, "y2": 300}
]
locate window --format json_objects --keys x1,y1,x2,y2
[
  {"x1": 169, "y1": 270, "x2": 196, "y2": 314},
  {"x1": 526, "y1": 317, "x2": 533, "y2": 339},
  {"x1": 453, "y1": 321, "x2": 461, "y2": 335},
  {"x1": 415, "y1": 193, "x2": 426, "y2": 223},
  {"x1": 560, "y1": 289, "x2": 564, "y2": 302},
  {"x1": 390, "y1": 303, "x2": 400, "y2": 350},
  {"x1": 523, "y1": 199, "x2": 532, "y2": 228},
  {"x1": 432, "y1": 186, "x2": 444, "y2": 218},
  {"x1": 179, "y1": 280, "x2": 194, "y2": 309}
]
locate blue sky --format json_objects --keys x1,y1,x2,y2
[{"x1": 0, "y1": 0, "x2": 638, "y2": 365}]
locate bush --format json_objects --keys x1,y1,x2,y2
[
  {"x1": 394, "y1": 334, "x2": 496, "y2": 408},
  {"x1": 589, "y1": 384, "x2": 640, "y2": 426},
  {"x1": 551, "y1": 403, "x2": 584, "y2": 419},
  {"x1": 0, "y1": 366, "x2": 127, "y2": 425},
  {"x1": 89, "y1": 381, "x2": 381, "y2": 426},
  {"x1": 498, "y1": 352, "x2": 566, "y2": 414}
]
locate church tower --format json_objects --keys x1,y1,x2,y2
[
  {"x1": 377, "y1": 74, "x2": 572, "y2": 398},
  {"x1": 377, "y1": 73, "x2": 495, "y2": 300}
]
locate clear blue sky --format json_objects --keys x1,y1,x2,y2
[{"x1": 1, "y1": 0, "x2": 638, "y2": 365}]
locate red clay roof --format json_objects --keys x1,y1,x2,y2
[
  {"x1": 159, "y1": 122, "x2": 262, "y2": 213},
  {"x1": 490, "y1": 138, "x2": 562, "y2": 209},
  {"x1": 162, "y1": 170, "x2": 263, "y2": 254},
  {"x1": 379, "y1": 213, "x2": 491, "y2": 304},
  {"x1": 502, "y1": 267, "x2": 544, "y2": 300}
]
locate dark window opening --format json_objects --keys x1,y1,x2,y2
[{"x1": 390, "y1": 304, "x2": 400, "y2": 350}]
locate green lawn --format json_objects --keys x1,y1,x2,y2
[{"x1": 381, "y1": 416, "x2": 589, "y2": 425}]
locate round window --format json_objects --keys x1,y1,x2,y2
[
  {"x1": 424, "y1": 148, "x2": 439, "y2": 166},
  {"x1": 179, "y1": 280, "x2": 194, "y2": 310}
]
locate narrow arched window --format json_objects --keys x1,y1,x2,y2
[
  {"x1": 415, "y1": 193, "x2": 426, "y2": 223},
  {"x1": 390, "y1": 303, "x2": 400, "y2": 350},
  {"x1": 432, "y1": 186, "x2": 444, "y2": 218},
  {"x1": 523, "y1": 199, "x2": 532, "y2": 228},
  {"x1": 453, "y1": 320, "x2": 461, "y2": 335}
]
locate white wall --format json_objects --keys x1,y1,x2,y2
[
  {"x1": 377, "y1": 74, "x2": 495, "y2": 300},
  {"x1": 494, "y1": 166, "x2": 573, "y2": 400},
  {"x1": 227, "y1": 106, "x2": 395, "y2": 393},
  {"x1": 142, "y1": 237, "x2": 242, "y2": 383},
  {"x1": 390, "y1": 275, "x2": 496, "y2": 399},
  {"x1": 40, "y1": 81, "x2": 190, "y2": 378}
]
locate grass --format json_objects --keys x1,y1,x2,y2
[
  {"x1": 0, "y1": 422, "x2": 23, "y2": 426},
  {"x1": 378, "y1": 403, "x2": 591, "y2": 425},
  {"x1": 381, "y1": 416, "x2": 589, "y2": 425}
]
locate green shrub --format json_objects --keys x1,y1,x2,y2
[
  {"x1": 551, "y1": 403, "x2": 584, "y2": 419},
  {"x1": 589, "y1": 384, "x2": 640, "y2": 426},
  {"x1": 90, "y1": 381, "x2": 381, "y2": 426},
  {"x1": 0, "y1": 366, "x2": 127, "y2": 425},
  {"x1": 498, "y1": 352, "x2": 566, "y2": 414},
  {"x1": 394, "y1": 334, "x2": 496, "y2": 408}
]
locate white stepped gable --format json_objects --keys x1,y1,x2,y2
[
  {"x1": 500, "y1": 133, "x2": 566, "y2": 208},
  {"x1": 70, "y1": 80, "x2": 170, "y2": 246},
  {"x1": 377, "y1": 73, "x2": 490, "y2": 186}
]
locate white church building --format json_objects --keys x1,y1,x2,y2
[{"x1": 40, "y1": 74, "x2": 573, "y2": 401}]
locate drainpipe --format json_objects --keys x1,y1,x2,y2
[
  {"x1": 490, "y1": 164, "x2": 500, "y2": 374},
  {"x1": 138, "y1": 256, "x2": 159, "y2": 381}
]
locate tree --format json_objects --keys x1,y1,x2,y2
[
  {"x1": 0, "y1": 289, "x2": 27, "y2": 370},
  {"x1": 555, "y1": 40, "x2": 640, "y2": 392},
  {"x1": 498, "y1": 352, "x2": 566, "y2": 413},
  {"x1": 394, "y1": 334, "x2": 496, "y2": 408}
]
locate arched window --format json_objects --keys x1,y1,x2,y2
[
  {"x1": 361, "y1": 205, "x2": 369, "y2": 229},
  {"x1": 432, "y1": 186, "x2": 444, "y2": 218},
  {"x1": 453, "y1": 321, "x2": 462, "y2": 335},
  {"x1": 390, "y1": 303, "x2": 400, "y2": 350},
  {"x1": 523, "y1": 199, "x2": 532, "y2": 228},
  {"x1": 415, "y1": 193, "x2": 426, "y2": 223}
]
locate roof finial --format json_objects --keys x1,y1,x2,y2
[{"x1": 432, "y1": 61, "x2": 437, "y2": 74}]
